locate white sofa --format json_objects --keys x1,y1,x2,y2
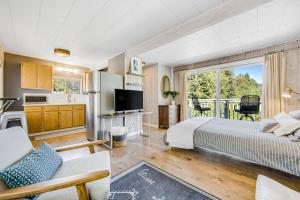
[
  {"x1": 256, "y1": 175, "x2": 300, "y2": 200},
  {"x1": 0, "y1": 127, "x2": 111, "y2": 200}
]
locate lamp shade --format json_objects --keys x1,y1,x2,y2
[{"x1": 282, "y1": 88, "x2": 292, "y2": 98}]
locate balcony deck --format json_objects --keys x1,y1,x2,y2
[{"x1": 188, "y1": 98, "x2": 261, "y2": 121}]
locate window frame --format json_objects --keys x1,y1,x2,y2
[
  {"x1": 187, "y1": 57, "x2": 264, "y2": 118},
  {"x1": 53, "y1": 76, "x2": 83, "y2": 95}
]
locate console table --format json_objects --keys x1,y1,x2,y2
[{"x1": 98, "y1": 111, "x2": 153, "y2": 149}]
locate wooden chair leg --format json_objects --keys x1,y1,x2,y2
[
  {"x1": 169, "y1": 146, "x2": 175, "y2": 150},
  {"x1": 76, "y1": 183, "x2": 89, "y2": 200},
  {"x1": 88, "y1": 145, "x2": 95, "y2": 154}
]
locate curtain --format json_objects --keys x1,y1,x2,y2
[
  {"x1": 263, "y1": 52, "x2": 286, "y2": 118},
  {"x1": 178, "y1": 70, "x2": 188, "y2": 121}
]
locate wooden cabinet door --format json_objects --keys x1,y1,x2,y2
[
  {"x1": 43, "y1": 111, "x2": 58, "y2": 131},
  {"x1": 72, "y1": 110, "x2": 85, "y2": 127},
  {"x1": 59, "y1": 111, "x2": 73, "y2": 129},
  {"x1": 159, "y1": 105, "x2": 169, "y2": 128},
  {"x1": 37, "y1": 64, "x2": 52, "y2": 90},
  {"x1": 21, "y1": 62, "x2": 37, "y2": 89},
  {"x1": 26, "y1": 112, "x2": 42, "y2": 134}
]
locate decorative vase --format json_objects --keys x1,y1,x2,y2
[{"x1": 171, "y1": 99, "x2": 176, "y2": 105}]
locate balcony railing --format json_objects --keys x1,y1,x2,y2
[{"x1": 188, "y1": 98, "x2": 261, "y2": 121}]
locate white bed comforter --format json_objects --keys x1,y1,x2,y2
[{"x1": 166, "y1": 117, "x2": 212, "y2": 149}]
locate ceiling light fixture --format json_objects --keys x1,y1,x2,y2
[{"x1": 54, "y1": 48, "x2": 70, "y2": 57}]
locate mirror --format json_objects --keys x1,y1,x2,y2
[{"x1": 161, "y1": 75, "x2": 170, "y2": 99}]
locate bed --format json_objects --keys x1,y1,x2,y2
[{"x1": 166, "y1": 117, "x2": 300, "y2": 176}]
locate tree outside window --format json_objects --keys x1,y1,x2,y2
[{"x1": 53, "y1": 78, "x2": 81, "y2": 94}]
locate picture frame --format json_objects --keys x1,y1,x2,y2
[{"x1": 130, "y1": 57, "x2": 142, "y2": 75}]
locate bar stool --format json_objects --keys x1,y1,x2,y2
[{"x1": 0, "y1": 111, "x2": 28, "y2": 134}]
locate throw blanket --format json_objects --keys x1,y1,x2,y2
[
  {"x1": 166, "y1": 117, "x2": 212, "y2": 149},
  {"x1": 194, "y1": 118, "x2": 300, "y2": 176}
]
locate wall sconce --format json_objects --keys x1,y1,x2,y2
[
  {"x1": 55, "y1": 67, "x2": 79, "y2": 74},
  {"x1": 282, "y1": 87, "x2": 300, "y2": 98}
]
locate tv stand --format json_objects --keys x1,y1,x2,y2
[{"x1": 98, "y1": 111, "x2": 153, "y2": 149}]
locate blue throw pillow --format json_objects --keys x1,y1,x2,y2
[{"x1": 0, "y1": 143, "x2": 63, "y2": 199}]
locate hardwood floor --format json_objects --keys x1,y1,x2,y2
[{"x1": 31, "y1": 128, "x2": 300, "y2": 200}]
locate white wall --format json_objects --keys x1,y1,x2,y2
[
  {"x1": 0, "y1": 46, "x2": 4, "y2": 100},
  {"x1": 108, "y1": 53, "x2": 126, "y2": 75},
  {"x1": 143, "y1": 64, "x2": 158, "y2": 126},
  {"x1": 285, "y1": 48, "x2": 300, "y2": 112},
  {"x1": 143, "y1": 64, "x2": 172, "y2": 126}
]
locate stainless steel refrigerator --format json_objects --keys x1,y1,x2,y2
[{"x1": 86, "y1": 71, "x2": 123, "y2": 141}]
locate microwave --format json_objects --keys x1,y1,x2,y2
[{"x1": 24, "y1": 94, "x2": 48, "y2": 104}]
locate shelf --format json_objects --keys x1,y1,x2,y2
[
  {"x1": 126, "y1": 83, "x2": 143, "y2": 87},
  {"x1": 126, "y1": 72, "x2": 144, "y2": 77}
]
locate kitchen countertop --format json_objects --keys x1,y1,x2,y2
[{"x1": 23, "y1": 103, "x2": 86, "y2": 107}]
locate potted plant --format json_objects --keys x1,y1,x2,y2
[{"x1": 164, "y1": 91, "x2": 179, "y2": 105}]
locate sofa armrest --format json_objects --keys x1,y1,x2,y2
[
  {"x1": 55, "y1": 140, "x2": 106, "y2": 154},
  {"x1": 0, "y1": 170, "x2": 110, "y2": 200}
]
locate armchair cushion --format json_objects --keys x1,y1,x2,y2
[
  {"x1": 0, "y1": 127, "x2": 33, "y2": 170},
  {"x1": 256, "y1": 175, "x2": 300, "y2": 200},
  {"x1": 0, "y1": 127, "x2": 34, "y2": 193},
  {"x1": 0, "y1": 143, "x2": 62, "y2": 199},
  {"x1": 38, "y1": 151, "x2": 111, "y2": 200}
]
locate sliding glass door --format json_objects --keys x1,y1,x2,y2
[
  {"x1": 188, "y1": 62, "x2": 263, "y2": 121},
  {"x1": 188, "y1": 71, "x2": 217, "y2": 117}
]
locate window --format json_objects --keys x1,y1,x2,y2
[
  {"x1": 53, "y1": 77, "x2": 81, "y2": 94},
  {"x1": 188, "y1": 59, "x2": 264, "y2": 120}
]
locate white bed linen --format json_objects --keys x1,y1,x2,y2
[{"x1": 166, "y1": 117, "x2": 212, "y2": 149}]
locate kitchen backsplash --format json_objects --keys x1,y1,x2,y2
[{"x1": 24, "y1": 93, "x2": 87, "y2": 105}]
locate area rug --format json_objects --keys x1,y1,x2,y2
[{"x1": 108, "y1": 161, "x2": 219, "y2": 200}]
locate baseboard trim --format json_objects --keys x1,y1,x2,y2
[
  {"x1": 30, "y1": 127, "x2": 86, "y2": 140},
  {"x1": 142, "y1": 123, "x2": 158, "y2": 128}
]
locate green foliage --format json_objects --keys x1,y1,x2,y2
[
  {"x1": 188, "y1": 72, "x2": 216, "y2": 99},
  {"x1": 188, "y1": 70, "x2": 261, "y2": 99},
  {"x1": 221, "y1": 70, "x2": 236, "y2": 98},
  {"x1": 234, "y1": 73, "x2": 260, "y2": 98},
  {"x1": 53, "y1": 78, "x2": 81, "y2": 94},
  {"x1": 53, "y1": 79, "x2": 66, "y2": 93},
  {"x1": 164, "y1": 91, "x2": 179, "y2": 100}
]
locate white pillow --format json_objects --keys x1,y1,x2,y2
[
  {"x1": 260, "y1": 119, "x2": 279, "y2": 133},
  {"x1": 289, "y1": 110, "x2": 300, "y2": 120},
  {"x1": 273, "y1": 112, "x2": 300, "y2": 136}
]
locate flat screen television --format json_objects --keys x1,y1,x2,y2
[{"x1": 115, "y1": 89, "x2": 143, "y2": 112}]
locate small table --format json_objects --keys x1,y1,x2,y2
[{"x1": 98, "y1": 111, "x2": 153, "y2": 149}]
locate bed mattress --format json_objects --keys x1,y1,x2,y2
[{"x1": 194, "y1": 118, "x2": 300, "y2": 176}]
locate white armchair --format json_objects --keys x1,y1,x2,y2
[
  {"x1": 0, "y1": 127, "x2": 110, "y2": 200},
  {"x1": 256, "y1": 175, "x2": 300, "y2": 200}
]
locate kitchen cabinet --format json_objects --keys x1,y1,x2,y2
[
  {"x1": 59, "y1": 105, "x2": 73, "y2": 129},
  {"x1": 59, "y1": 111, "x2": 73, "y2": 129},
  {"x1": 42, "y1": 105, "x2": 58, "y2": 131},
  {"x1": 25, "y1": 111, "x2": 42, "y2": 134},
  {"x1": 24, "y1": 106, "x2": 42, "y2": 134},
  {"x1": 21, "y1": 62, "x2": 52, "y2": 90},
  {"x1": 24, "y1": 104, "x2": 86, "y2": 135},
  {"x1": 21, "y1": 62, "x2": 37, "y2": 89},
  {"x1": 43, "y1": 111, "x2": 59, "y2": 131},
  {"x1": 73, "y1": 110, "x2": 85, "y2": 127},
  {"x1": 37, "y1": 64, "x2": 52, "y2": 90}
]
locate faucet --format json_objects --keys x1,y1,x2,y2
[{"x1": 67, "y1": 89, "x2": 72, "y2": 103}]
